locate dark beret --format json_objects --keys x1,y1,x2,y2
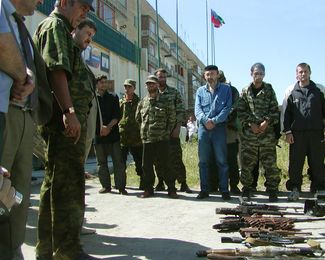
[{"x1": 204, "y1": 65, "x2": 219, "y2": 71}]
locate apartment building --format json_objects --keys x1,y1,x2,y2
[{"x1": 25, "y1": 0, "x2": 205, "y2": 112}]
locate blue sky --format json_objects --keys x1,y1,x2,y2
[{"x1": 147, "y1": 0, "x2": 325, "y2": 102}]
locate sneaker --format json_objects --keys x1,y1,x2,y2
[
  {"x1": 196, "y1": 191, "x2": 209, "y2": 199},
  {"x1": 155, "y1": 182, "x2": 166, "y2": 191},
  {"x1": 168, "y1": 190, "x2": 179, "y2": 199},
  {"x1": 288, "y1": 188, "x2": 299, "y2": 202},
  {"x1": 269, "y1": 190, "x2": 278, "y2": 202},
  {"x1": 119, "y1": 189, "x2": 128, "y2": 195},
  {"x1": 241, "y1": 188, "x2": 251, "y2": 200},
  {"x1": 98, "y1": 187, "x2": 111, "y2": 194},
  {"x1": 221, "y1": 192, "x2": 231, "y2": 201},
  {"x1": 180, "y1": 183, "x2": 193, "y2": 193}
]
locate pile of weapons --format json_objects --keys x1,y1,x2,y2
[{"x1": 196, "y1": 200, "x2": 325, "y2": 259}]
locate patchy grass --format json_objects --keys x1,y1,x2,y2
[{"x1": 125, "y1": 137, "x2": 314, "y2": 191}]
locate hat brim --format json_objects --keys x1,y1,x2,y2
[{"x1": 145, "y1": 80, "x2": 158, "y2": 84}]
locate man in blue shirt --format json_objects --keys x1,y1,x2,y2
[{"x1": 195, "y1": 65, "x2": 232, "y2": 200}]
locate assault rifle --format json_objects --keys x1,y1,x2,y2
[
  {"x1": 216, "y1": 199, "x2": 303, "y2": 216},
  {"x1": 196, "y1": 246, "x2": 325, "y2": 258},
  {"x1": 213, "y1": 216, "x2": 325, "y2": 232},
  {"x1": 239, "y1": 227, "x2": 312, "y2": 238}
]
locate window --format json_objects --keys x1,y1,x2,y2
[
  {"x1": 98, "y1": 0, "x2": 116, "y2": 28},
  {"x1": 148, "y1": 43, "x2": 155, "y2": 56},
  {"x1": 149, "y1": 19, "x2": 156, "y2": 34}
]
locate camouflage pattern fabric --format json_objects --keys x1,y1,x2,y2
[
  {"x1": 119, "y1": 94, "x2": 142, "y2": 147},
  {"x1": 159, "y1": 86, "x2": 186, "y2": 126},
  {"x1": 33, "y1": 11, "x2": 92, "y2": 259},
  {"x1": 237, "y1": 82, "x2": 281, "y2": 191},
  {"x1": 155, "y1": 86, "x2": 187, "y2": 184},
  {"x1": 136, "y1": 94, "x2": 176, "y2": 143}
]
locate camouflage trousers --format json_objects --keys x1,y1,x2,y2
[
  {"x1": 156, "y1": 137, "x2": 187, "y2": 184},
  {"x1": 240, "y1": 142, "x2": 280, "y2": 191},
  {"x1": 36, "y1": 127, "x2": 87, "y2": 260}
]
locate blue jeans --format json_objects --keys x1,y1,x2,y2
[{"x1": 198, "y1": 124, "x2": 229, "y2": 192}]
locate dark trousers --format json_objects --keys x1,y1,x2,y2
[
  {"x1": 121, "y1": 145, "x2": 143, "y2": 177},
  {"x1": 142, "y1": 140, "x2": 176, "y2": 192},
  {"x1": 95, "y1": 141, "x2": 126, "y2": 189},
  {"x1": 287, "y1": 131, "x2": 325, "y2": 191},
  {"x1": 156, "y1": 137, "x2": 187, "y2": 184}
]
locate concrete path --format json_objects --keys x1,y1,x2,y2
[{"x1": 22, "y1": 166, "x2": 325, "y2": 259}]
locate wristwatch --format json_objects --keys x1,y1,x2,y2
[{"x1": 63, "y1": 107, "x2": 75, "y2": 114}]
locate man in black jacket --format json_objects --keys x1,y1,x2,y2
[{"x1": 283, "y1": 63, "x2": 325, "y2": 201}]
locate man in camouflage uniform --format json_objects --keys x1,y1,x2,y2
[
  {"x1": 33, "y1": 1, "x2": 98, "y2": 259},
  {"x1": 237, "y1": 63, "x2": 281, "y2": 202},
  {"x1": 154, "y1": 68, "x2": 192, "y2": 193},
  {"x1": 136, "y1": 75, "x2": 178, "y2": 198},
  {"x1": 119, "y1": 79, "x2": 144, "y2": 189}
]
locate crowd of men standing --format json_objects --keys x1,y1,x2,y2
[{"x1": 0, "y1": 0, "x2": 324, "y2": 259}]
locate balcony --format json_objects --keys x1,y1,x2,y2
[
  {"x1": 159, "y1": 38, "x2": 170, "y2": 53},
  {"x1": 148, "y1": 53, "x2": 159, "y2": 67},
  {"x1": 141, "y1": 30, "x2": 157, "y2": 42}
]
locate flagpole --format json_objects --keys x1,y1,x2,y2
[
  {"x1": 137, "y1": 0, "x2": 141, "y2": 98},
  {"x1": 155, "y1": 0, "x2": 160, "y2": 67},
  {"x1": 176, "y1": 0, "x2": 179, "y2": 89},
  {"x1": 206, "y1": 0, "x2": 208, "y2": 65}
]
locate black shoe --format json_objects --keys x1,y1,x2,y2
[
  {"x1": 269, "y1": 190, "x2": 278, "y2": 202},
  {"x1": 119, "y1": 189, "x2": 128, "y2": 195},
  {"x1": 180, "y1": 183, "x2": 193, "y2": 193},
  {"x1": 230, "y1": 186, "x2": 241, "y2": 195},
  {"x1": 98, "y1": 187, "x2": 111, "y2": 194},
  {"x1": 155, "y1": 182, "x2": 166, "y2": 191},
  {"x1": 196, "y1": 191, "x2": 209, "y2": 199},
  {"x1": 138, "y1": 190, "x2": 154, "y2": 198},
  {"x1": 222, "y1": 192, "x2": 231, "y2": 201},
  {"x1": 241, "y1": 189, "x2": 251, "y2": 200},
  {"x1": 168, "y1": 190, "x2": 179, "y2": 199}
]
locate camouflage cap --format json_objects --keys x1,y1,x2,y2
[
  {"x1": 124, "y1": 79, "x2": 136, "y2": 88},
  {"x1": 79, "y1": 0, "x2": 94, "y2": 11},
  {"x1": 218, "y1": 70, "x2": 226, "y2": 83},
  {"x1": 145, "y1": 75, "x2": 159, "y2": 84}
]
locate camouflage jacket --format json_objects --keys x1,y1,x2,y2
[
  {"x1": 119, "y1": 94, "x2": 142, "y2": 147},
  {"x1": 33, "y1": 11, "x2": 93, "y2": 129},
  {"x1": 159, "y1": 85, "x2": 186, "y2": 126},
  {"x1": 237, "y1": 82, "x2": 279, "y2": 145},
  {"x1": 135, "y1": 93, "x2": 176, "y2": 143}
]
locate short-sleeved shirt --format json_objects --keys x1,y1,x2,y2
[
  {"x1": 33, "y1": 11, "x2": 93, "y2": 126},
  {"x1": 0, "y1": 0, "x2": 16, "y2": 113}
]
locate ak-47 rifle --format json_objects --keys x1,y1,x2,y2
[
  {"x1": 239, "y1": 227, "x2": 312, "y2": 237},
  {"x1": 213, "y1": 215, "x2": 325, "y2": 232},
  {"x1": 196, "y1": 246, "x2": 325, "y2": 258},
  {"x1": 216, "y1": 199, "x2": 303, "y2": 216}
]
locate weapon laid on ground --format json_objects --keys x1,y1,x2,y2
[
  {"x1": 213, "y1": 216, "x2": 325, "y2": 232},
  {"x1": 196, "y1": 246, "x2": 325, "y2": 258},
  {"x1": 221, "y1": 234, "x2": 325, "y2": 246},
  {"x1": 239, "y1": 227, "x2": 312, "y2": 237},
  {"x1": 216, "y1": 200, "x2": 303, "y2": 216}
]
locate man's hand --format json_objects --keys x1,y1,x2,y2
[
  {"x1": 171, "y1": 125, "x2": 181, "y2": 138},
  {"x1": 250, "y1": 123, "x2": 260, "y2": 134},
  {"x1": 100, "y1": 125, "x2": 110, "y2": 137},
  {"x1": 63, "y1": 113, "x2": 81, "y2": 144},
  {"x1": 259, "y1": 120, "x2": 269, "y2": 133},
  {"x1": 10, "y1": 75, "x2": 34, "y2": 101},
  {"x1": 205, "y1": 119, "x2": 215, "y2": 130},
  {"x1": 0, "y1": 166, "x2": 10, "y2": 178},
  {"x1": 285, "y1": 133, "x2": 294, "y2": 144},
  {"x1": 0, "y1": 175, "x2": 16, "y2": 210}
]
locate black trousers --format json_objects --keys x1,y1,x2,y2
[
  {"x1": 142, "y1": 140, "x2": 176, "y2": 192},
  {"x1": 121, "y1": 145, "x2": 143, "y2": 177},
  {"x1": 287, "y1": 131, "x2": 325, "y2": 191}
]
